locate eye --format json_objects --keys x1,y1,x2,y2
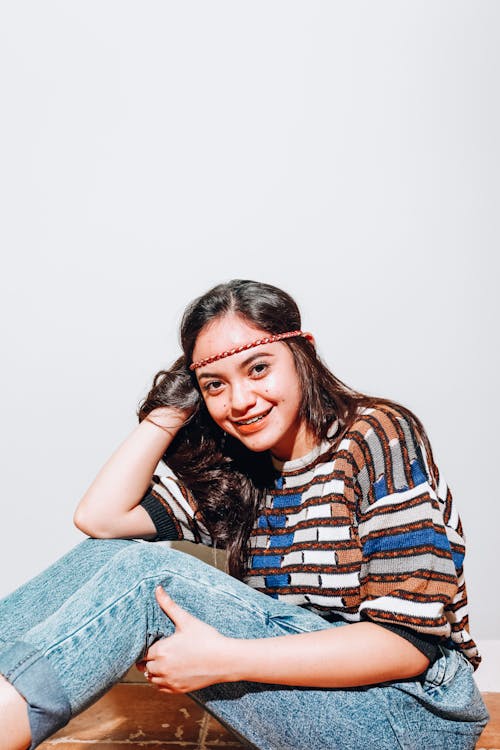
[
  {"x1": 203, "y1": 379, "x2": 224, "y2": 394},
  {"x1": 250, "y1": 361, "x2": 269, "y2": 378}
]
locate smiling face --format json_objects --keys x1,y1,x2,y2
[{"x1": 192, "y1": 314, "x2": 317, "y2": 461}]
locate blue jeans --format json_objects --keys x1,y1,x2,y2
[{"x1": 0, "y1": 539, "x2": 489, "y2": 749}]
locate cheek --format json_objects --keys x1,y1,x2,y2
[{"x1": 205, "y1": 400, "x2": 228, "y2": 423}]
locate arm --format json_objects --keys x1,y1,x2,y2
[
  {"x1": 73, "y1": 407, "x2": 188, "y2": 539},
  {"x1": 142, "y1": 589, "x2": 429, "y2": 693},
  {"x1": 223, "y1": 622, "x2": 429, "y2": 687}
]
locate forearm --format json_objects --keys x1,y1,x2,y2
[
  {"x1": 221, "y1": 622, "x2": 429, "y2": 688},
  {"x1": 74, "y1": 409, "x2": 185, "y2": 537}
]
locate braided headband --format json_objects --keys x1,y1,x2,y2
[{"x1": 189, "y1": 330, "x2": 312, "y2": 371}]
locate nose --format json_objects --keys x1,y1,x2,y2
[{"x1": 230, "y1": 379, "x2": 257, "y2": 415}]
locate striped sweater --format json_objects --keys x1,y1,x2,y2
[{"x1": 141, "y1": 404, "x2": 480, "y2": 669}]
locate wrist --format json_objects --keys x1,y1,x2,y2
[
  {"x1": 143, "y1": 407, "x2": 189, "y2": 436},
  {"x1": 218, "y1": 637, "x2": 248, "y2": 683}
]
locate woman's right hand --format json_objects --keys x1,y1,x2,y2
[
  {"x1": 143, "y1": 405, "x2": 193, "y2": 437},
  {"x1": 138, "y1": 357, "x2": 201, "y2": 426}
]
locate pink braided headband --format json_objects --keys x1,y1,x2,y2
[{"x1": 189, "y1": 330, "x2": 312, "y2": 371}]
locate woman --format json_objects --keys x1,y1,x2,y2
[{"x1": 0, "y1": 280, "x2": 489, "y2": 750}]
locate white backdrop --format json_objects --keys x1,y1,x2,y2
[{"x1": 1, "y1": 0, "x2": 498, "y2": 659}]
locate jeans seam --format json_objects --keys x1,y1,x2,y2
[
  {"x1": 40, "y1": 569, "x2": 272, "y2": 659},
  {"x1": 155, "y1": 568, "x2": 273, "y2": 623},
  {"x1": 1, "y1": 647, "x2": 40, "y2": 680},
  {"x1": 374, "y1": 689, "x2": 410, "y2": 750},
  {"x1": 38, "y1": 575, "x2": 158, "y2": 657},
  {"x1": 268, "y1": 619, "x2": 315, "y2": 635}
]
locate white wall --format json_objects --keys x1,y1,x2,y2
[{"x1": 1, "y1": 0, "x2": 498, "y2": 678}]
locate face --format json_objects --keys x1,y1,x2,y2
[{"x1": 192, "y1": 314, "x2": 316, "y2": 461}]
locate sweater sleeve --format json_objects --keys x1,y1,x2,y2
[
  {"x1": 348, "y1": 406, "x2": 463, "y2": 639},
  {"x1": 140, "y1": 458, "x2": 214, "y2": 545}
]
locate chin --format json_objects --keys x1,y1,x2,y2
[
  {"x1": 236, "y1": 436, "x2": 274, "y2": 453},
  {"x1": 238, "y1": 431, "x2": 289, "y2": 457}
]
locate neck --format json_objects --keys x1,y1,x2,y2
[{"x1": 271, "y1": 423, "x2": 319, "y2": 462}]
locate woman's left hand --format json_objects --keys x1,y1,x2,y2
[{"x1": 137, "y1": 586, "x2": 237, "y2": 693}]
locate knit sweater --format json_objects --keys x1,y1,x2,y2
[{"x1": 140, "y1": 404, "x2": 480, "y2": 669}]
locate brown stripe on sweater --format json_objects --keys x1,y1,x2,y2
[
  {"x1": 362, "y1": 411, "x2": 398, "y2": 495},
  {"x1": 363, "y1": 568, "x2": 457, "y2": 592},
  {"x1": 361, "y1": 580, "x2": 458, "y2": 601},
  {"x1": 362, "y1": 519, "x2": 455, "y2": 543},
  {"x1": 360, "y1": 493, "x2": 432, "y2": 522},
  {"x1": 361, "y1": 608, "x2": 449, "y2": 629},
  {"x1": 382, "y1": 407, "x2": 416, "y2": 489},
  {"x1": 361, "y1": 545, "x2": 455, "y2": 562}
]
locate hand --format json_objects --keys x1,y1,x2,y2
[
  {"x1": 137, "y1": 586, "x2": 237, "y2": 693},
  {"x1": 146, "y1": 406, "x2": 192, "y2": 432},
  {"x1": 140, "y1": 359, "x2": 200, "y2": 428}
]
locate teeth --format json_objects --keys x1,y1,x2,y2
[
  {"x1": 236, "y1": 409, "x2": 271, "y2": 426},
  {"x1": 238, "y1": 415, "x2": 264, "y2": 425}
]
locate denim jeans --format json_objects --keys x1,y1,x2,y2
[{"x1": 0, "y1": 539, "x2": 489, "y2": 750}]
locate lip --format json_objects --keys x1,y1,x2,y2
[{"x1": 231, "y1": 407, "x2": 273, "y2": 434}]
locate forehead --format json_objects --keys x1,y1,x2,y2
[{"x1": 192, "y1": 314, "x2": 269, "y2": 365}]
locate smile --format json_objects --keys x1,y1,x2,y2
[{"x1": 232, "y1": 407, "x2": 273, "y2": 428}]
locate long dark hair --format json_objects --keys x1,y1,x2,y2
[{"x1": 138, "y1": 280, "x2": 423, "y2": 578}]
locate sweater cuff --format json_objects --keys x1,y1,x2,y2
[
  {"x1": 140, "y1": 492, "x2": 181, "y2": 541},
  {"x1": 376, "y1": 622, "x2": 440, "y2": 664}
]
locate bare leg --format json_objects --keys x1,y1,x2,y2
[{"x1": 0, "y1": 675, "x2": 31, "y2": 750}]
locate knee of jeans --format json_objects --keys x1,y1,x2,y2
[
  {"x1": 111, "y1": 541, "x2": 182, "y2": 580},
  {"x1": 73, "y1": 537, "x2": 137, "y2": 562}
]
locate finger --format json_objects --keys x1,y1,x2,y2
[
  {"x1": 143, "y1": 662, "x2": 156, "y2": 681},
  {"x1": 143, "y1": 634, "x2": 172, "y2": 661},
  {"x1": 148, "y1": 675, "x2": 175, "y2": 691},
  {"x1": 155, "y1": 586, "x2": 191, "y2": 627}
]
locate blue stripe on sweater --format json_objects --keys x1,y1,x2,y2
[
  {"x1": 411, "y1": 459, "x2": 427, "y2": 485},
  {"x1": 272, "y1": 493, "x2": 302, "y2": 508},
  {"x1": 251, "y1": 554, "x2": 281, "y2": 569},
  {"x1": 373, "y1": 475, "x2": 389, "y2": 500},
  {"x1": 363, "y1": 528, "x2": 451, "y2": 556},
  {"x1": 270, "y1": 515, "x2": 287, "y2": 528},
  {"x1": 257, "y1": 514, "x2": 286, "y2": 529},
  {"x1": 270, "y1": 533, "x2": 295, "y2": 548},
  {"x1": 452, "y1": 550, "x2": 465, "y2": 570},
  {"x1": 373, "y1": 461, "x2": 427, "y2": 501}
]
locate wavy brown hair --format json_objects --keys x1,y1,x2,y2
[{"x1": 138, "y1": 280, "x2": 423, "y2": 579}]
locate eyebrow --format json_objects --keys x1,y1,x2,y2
[{"x1": 197, "y1": 351, "x2": 275, "y2": 380}]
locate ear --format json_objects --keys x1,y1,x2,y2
[{"x1": 304, "y1": 332, "x2": 316, "y2": 348}]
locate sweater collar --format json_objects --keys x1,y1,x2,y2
[{"x1": 270, "y1": 420, "x2": 339, "y2": 474}]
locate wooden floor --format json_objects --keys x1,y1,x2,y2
[
  {"x1": 476, "y1": 694, "x2": 500, "y2": 749},
  {"x1": 38, "y1": 685, "x2": 500, "y2": 750}
]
